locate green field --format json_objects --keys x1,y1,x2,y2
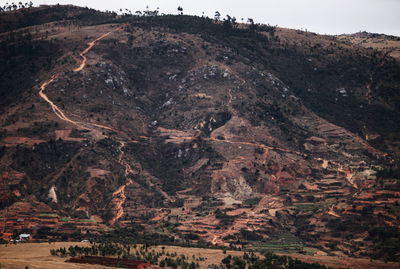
[
  {"x1": 39, "y1": 213, "x2": 58, "y2": 218},
  {"x1": 247, "y1": 232, "x2": 306, "y2": 253},
  {"x1": 78, "y1": 219, "x2": 94, "y2": 223}
]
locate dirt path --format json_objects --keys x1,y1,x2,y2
[
  {"x1": 74, "y1": 29, "x2": 119, "y2": 72},
  {"x1": 38, "y1": 27, "x2": 122, "y2": 134},
  {"x1": 38, "y1": 74, "x2": 76, "y2": 125},
  {"x1": 36, "y1": 26, "x2": 156, "y2": 225},
  {"x1": 222, "y1": 64, "x2": 245, "y2": 116},
  {"x1": 111, "y1": 140, "x2": 174, "y2": 224},
  {"x1": 110, "y1": 178, "x2": 133, "y2": 225}
]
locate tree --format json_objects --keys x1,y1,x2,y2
[
  {"x1": 214, "y1": 11, "x2": 221, "y2": 21},
  {"x1": 247, "y1": 18, "x2": 257, "y2": 31},
  {"x1": 231, "y1": 17, "x2": 237, "y2": 27},
  {"x1": 223, "y1": 15, "x2": 233, "y2": 30},
  {"x1": 160, "y1": 259, "x2": 166, "y2": 267},
  {"x1": 177, "y1": 6, "x2": 183, "y2": 15},
  {"x1": 221, "y1": 255, "x2": 232, "y2": 268}
]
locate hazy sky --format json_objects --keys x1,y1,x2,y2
[{"x1": 5, "y1": 0, "x2": 400, "y2": 36}]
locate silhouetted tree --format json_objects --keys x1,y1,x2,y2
[
  {"x1": 223, "y1": 15, "x2": 233, "y2": 30},
  {"x1": 214, "y1": 11, "x2": 221, "y2": 21},
  {"x1": 177, "y1": 6, "x2": 183, "y2": 15},
  {"x1": 248, "y1": 18, "x2": 257, "y2": 31}
]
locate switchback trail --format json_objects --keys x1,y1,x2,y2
[
  {"x1": 74, "y1": 28, "x2": 120, "y2": 72},
  {"x1": 38, "y1": 27, "x2": 123, "y2": 134},
  {"x1": 38, "y1": 74, "x2": 75, "y2": 124}
]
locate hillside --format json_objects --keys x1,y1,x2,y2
[
  {"x1": 0, "y1": 5, "x2": 399, "y2": 263},
  {"x1": 337, "y1": 31, "x2": 400, "y2": 61}
]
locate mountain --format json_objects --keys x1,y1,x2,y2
[{"x1": 0, "y1": 5, "x2": 399, "y2": 262}]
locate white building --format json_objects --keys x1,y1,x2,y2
[{"x1": 18, "y1": 234, "x2": 31, "y2": 241}]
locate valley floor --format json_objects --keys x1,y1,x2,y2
[{"x1": 0, "y1": 242, "x2": 399, "y2": 269}]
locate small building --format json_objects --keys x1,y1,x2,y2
[{"x1": 19, "y1": 233, "x2": 31, "y2": 241}]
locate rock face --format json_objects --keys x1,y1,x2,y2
[{"x1": 0, "y1": 5, "x2": 400, "y2": 261}]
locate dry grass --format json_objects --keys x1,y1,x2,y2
[
  {"x1": 288, "y1": 253, "x2": 400, "y2": 269},
  {"x1": 337, "y1": 35, "x2": 400, "y2": 60},
  {"x1": 1, "y1": 242, "x2": 399, "y2": 269},
  {"x1": 0, "y1": 242, "x2": 119, "y2": 269}
]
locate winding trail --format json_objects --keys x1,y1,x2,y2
[
  {"x1": 37, "y1": 27, "x2": 141, "y2": 225},
  {"x1": 38, "y1": 27, "x2": 122, "y2": 133},
  {"x1": 111, "y1": 179, "x2": 133, "y2": 225},
  {"x1": 39, "y1": 74, "x2": 77, "y2": 125},
  {"x1": 227, "y1": 88, "x2": 234, "y2": 107},
  {"x1": 74, "y1": 28, "x2": 119, "y2": 72},
  {"x1": 38, "y1": 27, "x2": 385, "y2": 163},
  {"x1": 224, "y1": 65, "x2": 245, "y2": 116}
]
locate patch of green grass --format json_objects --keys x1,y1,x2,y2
[
  {"x1": 247, "y1": 232, "x2": 305, "y2": 253},
  {"x1": 78, "y1": 219, "x2": 94, "y2": 222},
  {"x1": 39, "y1": 213, "x2": 58, "y2": 217}
]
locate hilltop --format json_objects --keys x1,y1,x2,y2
[
  {"x1": 0, "y1": 5, "x2": 399, "y2": 264},
  {"x1": 337, "y1": 31, "x2": 400, "y2": 61}
]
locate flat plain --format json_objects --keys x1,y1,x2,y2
[{"x1": 0, "y1": 242, "x2": 399, "y2": 269}]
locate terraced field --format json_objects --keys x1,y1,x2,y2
[{"x1": 247, "y1": 232, "x2": 305, "y2": 253}]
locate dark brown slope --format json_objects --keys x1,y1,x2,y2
[{"x1": 0, "y1": 5, "x2": 399, "y2": 262}]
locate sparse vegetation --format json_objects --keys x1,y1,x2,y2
[
  {"x1": 243, "y1": 197, "x2": 261, "y2": 207},
  {"x1": 215, "y1": 251, "x2": 333, "y2": 269}
]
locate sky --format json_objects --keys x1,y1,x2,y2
[{"x1": 4, "y1": 0, "x2": 400, "y2": 36}]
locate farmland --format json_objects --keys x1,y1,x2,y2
[{"x1": 1, "y1": 242, "x2": 399, "y2": 269}]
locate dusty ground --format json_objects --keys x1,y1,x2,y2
[
  {"x1": 0, "y1": 242, "x2": 119, "y2": 269},
  {"x1": 287, "y1": 253, "x2": 400, "y2": 269},
  {"x1": 0, "y1": 242, "x2": 399, "y2": 269}
]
